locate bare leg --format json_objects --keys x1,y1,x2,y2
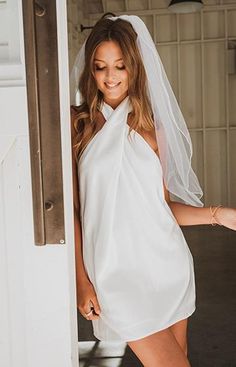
[
  {"x1": 127, "y1": 326, "x2": 191, "y2": 367},
  {"x1": 169, "y1": 318, "x2": 188, "y2": 356}
]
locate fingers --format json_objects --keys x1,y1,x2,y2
[
  {"x1": 91, "y1": 296, "x2": 101, "y2": 316},
  {"x1": 80, "y1": 299, "x2": 101, "y2": 320},
  {"x1": 84, "y1": 308, "x2": 94, "y2": 319}
]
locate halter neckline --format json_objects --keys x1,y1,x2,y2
[{"x1": 100, "y1": 96, "x2": 132, "y2": 121}]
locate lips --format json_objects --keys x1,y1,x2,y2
[{"x1": 104, "y1": 82, "x2": 121, "y2": 89}]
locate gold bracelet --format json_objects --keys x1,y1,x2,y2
[{"x1": 209, "y1": 205, "x2": 223, "y2": 226}]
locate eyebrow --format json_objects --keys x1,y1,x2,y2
[{"x1": 94, "y1": 58, "x2": 123, "y2": 62}]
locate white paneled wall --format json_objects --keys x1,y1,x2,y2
[{"x1": 68, "y1": 0, "x2": 236, "y2": 207}]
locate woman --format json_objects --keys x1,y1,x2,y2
[{"x1": 70, "y1": 14, "x2": 236, "y2": 366}]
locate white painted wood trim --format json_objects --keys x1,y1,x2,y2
[{"x1": 56, "y1": 0, "x2": 79, "y2": 365}]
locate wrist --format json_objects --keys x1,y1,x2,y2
[
  {"x1": 76, "y1": 268, "x2": 90, "y2": 283},
  {"x1": 210, "y1": 205, "x2": 223, "y2": 226}
]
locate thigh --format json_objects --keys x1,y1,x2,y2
[
  {"x1": 169, "y1": 318, "x2": 188, "y2": 356},
  {"x1": 127, "y1": 327, "x2": 191, "y2": 367}
]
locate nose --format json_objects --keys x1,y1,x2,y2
[{"x1": 105, "y1": 67, "x2": 117, "y2": 81}]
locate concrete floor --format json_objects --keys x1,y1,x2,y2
[{"x1": 78, "y1": 225, "x2": 236, "y2": 366}]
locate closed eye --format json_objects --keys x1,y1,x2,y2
[
  {"x1": 94, "y1": 65, "x2": 126, "y2": 71},
  {"x1": 95, "y1": 66, "x2": 105, "y2": 71}
]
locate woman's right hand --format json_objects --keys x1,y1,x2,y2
[{"x1": 76, "y1": 278, "x2": 101, "y2": 320}]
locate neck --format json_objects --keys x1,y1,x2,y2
[{"x1": 103, "y1": 94, "x2": 128, "y2": 109}]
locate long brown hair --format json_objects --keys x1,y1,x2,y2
[{"x1": 71, "y1": 15, "x2": 154, "y2": 162}]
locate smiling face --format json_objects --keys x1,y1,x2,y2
[{"x1": 93, "y1": 40, "x2": 129, "y2": 109}]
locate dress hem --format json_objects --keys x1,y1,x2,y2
[{"x1": 93, "y1": 305, "x2": 196, "y2": 342}]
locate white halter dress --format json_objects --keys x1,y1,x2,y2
[{"x1": 77, "y1": 97, "x2": 196, "y2": 342}]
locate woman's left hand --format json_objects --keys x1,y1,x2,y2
[{"x1": 214, "y1": 207, "x2": 236, "y2": 231}]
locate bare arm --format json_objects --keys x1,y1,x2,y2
[
  {"x1": 169, "y1": 201, "x2": 215, "y2": 226},
  {"x1": 70, "y1": 109, "x2": 90, "y2": 284},
  {"x1": 162, "y1": 179, "x2": 236, "y2": 230},
  {"x1": 70, "y1": 108, "x2": 101, "y2": 319},
  {"x1": 72, "y1": 176, "x2": 89, "y2": 285}
]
